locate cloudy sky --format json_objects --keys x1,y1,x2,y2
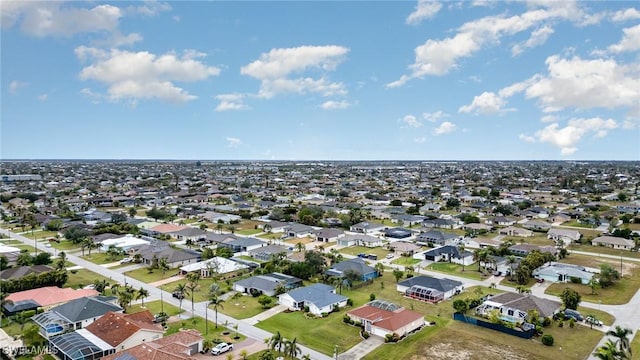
[{"x1": 2, "y1": 1, "x2": 639, "y2": 160}]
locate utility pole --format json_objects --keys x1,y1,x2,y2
[{"x1": 205, "y1": 301, "x2": 209, "y2": 335}]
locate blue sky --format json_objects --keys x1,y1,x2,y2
[{"x1": 2, "y1": 1, "x2": 639, "y2": 160}]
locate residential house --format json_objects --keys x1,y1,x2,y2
[
  {"x1": 233, "y1": 273, "x2": 302, "y2": 296},
  {"x1": 33, "y1": 296, "x2": 123, "y2": 338},
  {"x1": 283, "y1": 223, "x2": 315, "y2": 238},
  {"x1": 347, "y1": 300, "x2": 425, "y2": 338},
  {"x1": 592, "y1": 236, "x2": 635, "y2": 250},
  {"x1": 422, "y1": 218, "x2": 459, "y2": 229},
  {"x1": 462, "y1": 237, "x2": 503, "y2": 250},
  {"x1": 278, "y1": 284, "x2": 348, "y2": 316},
  {"x1": 550, "y1": 213, "x2": 571, "y2": 224},
  {"x1": 219, "y1": 237, "x2": 267, "y2": 253},
  {"x1": 6, "y1": 286, "x2": 99, "y2": 311},
  {"x1": 547, "y1": 228, "x2": 581, "y2": 245},
  {"x1": 170, "y1": 227, "x2": 208, "y2": 242},
  {"x1": 248, "y1": 244, "x2": 290, "y2": 262},
  {"x1": 532, "y1": 262, "x2": 594, "y2": 284},
  {"x1": 485, "y1": 216, "x2": 516, "y2": 226},
  {"x1": 421, "y1": 245, "x2": 474, "y2": 266},
  {"x1": 388, "y1": 241, "x2": 421, "y2": 255},
  {"x1": 85, "y1": 310, "x2": 163, "y2": 351},
  {"x1": 416, "y1": 230, "x2": 461, "y2": 247},
  {"x1": 179, "y1": 257, "x2": 249, "y2": 278},
  {"x1": 397, "y1": 275, "x2": 464, "y2": 301},
  {"x1": 383, "y1": 227, "x2": 415, "y2": 239},
  {"x1": 200, "y1": 211, "x2": 241, "y2": 224},
  {"x1": 498, "y1": 226, "x2": 534, "y2": 238},
  {"x1": 100, "y1": 235, "x2": 150, "y2": 252},
  {"x1": 100, "y1": 329, "x2": 204, "y2": 360},
  {"x1": 349, "y1": 222, "x2": 386, "y2": 234},
  {"x1": 129, "y1": 242, "x2": 200, "y2": 268},
  {"x1": 326, "y1": 258, "x2": 378, "y2": 281},
  {"x1": 522, "y1": 220, "x2": 552, "y2": 232},
  {"x1": 0, "y1": 265, "x2": 53, "y2": 280},
  {"x1": 312, "y1": 228, "x2": 345, "y2": 243},
  {"x1": 390, "y1": 214, "x2": 425, "y2": 227},
  {"x1": 476, "y1": 293, "x2": 561, "y2": 324},
  {"x1": 336, "y1": 234, "x2": 384, "y2": 248},
  {"x1": 0, "y1": 245, "x2": 21, "y2": 266},
  {"x1": 462, "y1": 223, "x2": 493, "y2": 232},
  {"x1": 508, "y1": 244, "x2": 558, "y2": 257}
]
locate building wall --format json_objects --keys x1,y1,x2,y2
[{"x1": 117, "y1": 330, "x2": 163, "y2": 351}]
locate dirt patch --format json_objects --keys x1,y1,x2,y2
[
  {"x1": 599, "y1": 259, "x2": 636, "y2": 276},
  {"x1": 408, "y1": 341, "x2": 530, "y2": 360}
]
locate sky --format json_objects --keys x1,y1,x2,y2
[{"x1": 1, "y1": 0, "x2": 639, "y2": 161}]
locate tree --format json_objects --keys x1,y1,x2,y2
[
  {"x1": 268, "y1": 331, "x2": 285, "y2": 353},
  {"x1": 304, "y1": 251, "x2": 326, "y2": 274},
  {"x1": 136, "y1": 287, "x2": 149, "y2": 308},
  {"x1": 374, "y1": 262, "x2": 385, "y2": 276},
  {"x1": 209, "y1": 294, "x2": 224, "y2": 328},
  {"x1": 174, "y1": 283, "x2": 187, "y2": 312},
  {"x1": 0, "y1": 256, "x2": 8, "y2": 271},
  {"x1": 258, "y1": 295, "x2": 274, "y2": 308},
  {"x1": 284, "y1": 337, "x2": 301, "y2": 358},
  {"x1": 392, "y1": 269, "x2": 404, "y2": 282},
  {"x1": 594, "y1": 339, "x2": 625, "y2": 360},
  {"x1": 507, "y1": 255, "x2": 517, "y2": 281},
  {"x1": 606, "y1": 325, "x2": 633, "y2": 358},
  {"x1": 216, "y1": 246, "x2": 234, "y2": 258},
  {"x1": 473, "y1": 249, "x2": 488, "y2": 272},
  {"x1": 258, "y1": 351, "x2": 275, "y2": 360},
  {"x1": 158, "y1": 257, "x2": 170, "y2": 278},
  {"x1": 0, "y1": 292, "x2": 12, "y2": 324},
  {"x1": 452, "y1": 299, "x2": 468, "y2": 314},
  {"x1": 186, "y1": 272, "x2": 200, "y2": 315},
  {"x1": 560, "y1": 288, "x2": 581, "y2": 310},
  {"x1": 16, "y1": 251, "x2": 33, "y2": 266},
  {"x1": 446, "y1": 197, "x2": 460, "y2": 209},
  {"x1": 458, "y1": 243, "x2": 466, "y2": 271},
  {"x1": 64, "y1": 226, "x2": 92, "y2": 244},
  {"x1": 33, "y1": 252, "x2": 52, "y2": 265},
  {"x1": 239, "y1": 349, "x2": 249, "y2": 360},
  {"x1": 598, "y1": 264, "x2": 620, "y2": 288}
]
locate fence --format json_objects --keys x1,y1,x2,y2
[{"x1": 453, "y1": 313, "x2": 536, "y2": 339}]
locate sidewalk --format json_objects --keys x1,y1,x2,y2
[
  {"x1": 337, "y1": 336, "x2": 384, "y2": 360},
  {"x1": 148, "y1": 274, "x2": 185, "y2": 287}
]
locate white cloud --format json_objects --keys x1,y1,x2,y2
[
  {"x1": 608, "y1": 24, "x2": 640, "y2": 53},
  {"x1": 540, "y1": 115, "x2": 558, "y2": 123},
  {"x1": 406, "y1": 0, "x2": 442, "y2": 25},
  {"x1": 240, "y1": 45, "x2": 349, "y2": 99},
  {"x1": 433, "y1": 121, "x2": 457, "y2": 135},
  {"x1": 76, "y1": 47, "x2": 220, "y2": 103},
  {"x1": 511, "y1": 25, "x2": 554, "y2": 56},
  {"x1": 422, "y1": 110, "x2": 448, "y2": 122},
  {"x1": 519, "y1": 133, "x2": 536, "y2": 142},
  {"x1": 125, "y1": 2, "x2": 172, "y2": 17},
  {"x1": 9, "y1": 80, "x2": 28, "y2": 94},
  {"x1": 525, "y1": 55, "x2": 640, "y2": 113},
  {"x1": 400, "y1": 115, "x2": 423, "y2": 128},
  {"x1": 388, "y1": 1, "x2": 599, "y2": 87},
  {"x1": 226, "y1": 137, "x2": 242, "y2": 148},
  {"x1": 37, "y1": 94, "x2": 48, "y2": 101},
  {"x1": 458, "y1": 91, "x2": 507, "y2": 114},
  {"x1": 533, "y1": 117, "x2": 618, "y2": 155},
  {"x1": 321, "y1": 100, "x2": 350, "y2": 110},
  {"x1": 215, "y1": 94, "x2": 249, "y2": 111},
  {"x1": 612, "y1": 8, "x2": 640, "y2": 22}
]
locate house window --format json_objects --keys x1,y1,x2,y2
[{"x1": 507, "y1": 309, "x2": 514, "y2": 316}]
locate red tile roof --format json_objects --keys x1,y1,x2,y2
[
  {"x1": 85, "y1": 310, "x2": 163, "y2": 347},
  {"x1": 150, "y1": 224, "x2": 188, "y2": 234},
  {"x1": 100, "y1": 329, "x2": 203, "y2": 360},
  {"x1": 347, "y1": 305, "x2": 424, "y2": 332},
  {"x1": 6, "y1": 286, "x2": 99, "y2": 307}
]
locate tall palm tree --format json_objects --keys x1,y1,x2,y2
[
  {"x1": 158, "y1": 257, "x2": 170, "y2": 278},
  {"x1": 594, "y1": 339, "x2": 625, "y2": 360},
  {"x1": 185, "y1": 273, "x2": 200, "y2": 315},
  {"x1": 209, "y1": 294, "x2": 225, "y2": 328},
  {"x1": 284, "y1": 337, "x2": 301, "y2": 358},
  {"x1": 268, "y1": 331, "x2": 284, "y2": 353},
  {"x1": 507, "y1": 255, "x2": 517, "y2": 281},
  {"x1": 374, "y1": 262, "x2": 384, "y2": 276},
  {"x1": 295, "y1": 242, "x2": 305, "y2": 252},
  {"x1": 457, "y1": 243, "x2": 466, "y2": 271},
  {"x1": 606, "y1": 325, "x2": 633, "y2": 357},
  {"x1": 136, "y1": 287, "x2": 149, "y2": 308},
  {"x1": 174, "y1": 283, "x2": 187, "y2": 312}
]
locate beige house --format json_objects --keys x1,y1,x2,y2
[{"x1": 592, "y1": 236, "x2": 635, "y2": 250}]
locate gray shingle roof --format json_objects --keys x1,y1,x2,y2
[
  {"x1": 49, "y1": 296, "x2": 123, "y2": 323},
  {"x1": 285, "y1": 284, "x2": 347, "y2": 308},
  {"x1": 398, "y1": 275, "x2": 462, "y2": 292}
]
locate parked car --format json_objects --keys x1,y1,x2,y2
[
  {"x1": 153, "y1": 312, "x2": 168, "y2": 323},
  {"x1": 120, "y1": 257, "x2": 133, "y2": 264},
  {"x1": 585, "y1": 315, "x2": 603, "y2": 326},
  {"x1": 172, "y1": 291, "x2": 185, "y2": 300},
  {"x1": 368, "y1": 254, "x2": 378, "y2": 260},
  {"x1": 535, "y1": 278, "x2": 545, "y2": 283},
  {"x1": 563, "y1": 309, "x2": 584, "y2": 321},
  {"x1": 211, "y1": 342, "x2": 233, "y2": 355},
  {"x1": 386, "y1": 253, "x2": 394, "y2": 259}
]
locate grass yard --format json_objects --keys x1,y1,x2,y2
[
  {"x1": 505, "y1": 235, "x2": 555, "y2": 247},
  {"x1": 0, "y1": 239, "x2": 23, "y2": 245},
  {"x1": 128, "y1": 300, "x2": 183, "y2": 316},
  {"x1": 82, "y1": 252, "x2": 124, "y2": 265},
  {"x1": 426, "y1": 262, "x2": 487, "y2": 281},
  {"x1": 546, "y1": 265, "x2": 640, "y2": 305},
  {"x1": 66, "y1": 268, "x2": 112, "y2": 289},
  {"x1": 219, "y1": 293, "x2": 275, "y2": 319},
  {"x1": 256, "y1": 310, "x2": 362, "y2": 355},
  {"x1": 577, "y1": 306, "x2": 615, "y2": 326},
  {"x1": 125, "y1": 266, "x2": 179, "y2": 283},
  {"x1": 165, "y1": 315, "x2": 245, "y2": 343},
  {"x1": 499, "y1": 276, "x2": 536, "y2": 289},
  {"x1": 631, "y1": 331, "x2": 640, "y2": 358},
  {"x1": 563, "y1": 221, "x2": 597, "y2": 229},
  {"x1": 339, "y1": 246, "x2": 392, "y2": 259},
  {"x1": 567, "y1": 243, "x2": 640, "y2": 259},
  {"x1": 160, "y1": 277, "x2": 224, "y2": 303},
  {"x1": 14, "y1": 244, "x2": 37, "y2": 253},
  {"x1": 391, "y1": 257, "x2": 421, "y2": 266},
  {"x1": 237, "y1": 228, "x2": 263, "y2": 236},
  {"x1": 50, "y1": 239, "x2": 82, "y2": 251},
  {"x1": 22, "y1": 230, "x2": 60, "y2": 240},
  {"x1": 236, "y1": 220, "x2": 266, "y2": 231},
  {"x1": 284, "y1": 236, "x2": 315, "y2": 246}
]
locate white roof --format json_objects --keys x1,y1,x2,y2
[
  {"x1": 75, "y1": 329, "x2": 114, "y2": 351},
  {"x1": 180, "y1": 257, "x2": 248, "y2": 274},
  {"x1": 100, "y1": 235, "x2": 150, "y2": 249},
  {"x1": 0, "y1": 245, "x2": 21, "y2": 253}
]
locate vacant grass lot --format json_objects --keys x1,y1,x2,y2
[
  {"x1": 339, "y1": 246, "x2": 391, "y2": 258},
  {"x1": 220, "y1": 293, "x2": 274, "y2": 319},
  {"x1": 426, "y1": 262, "x2": 486, "y2": 281},
  {"x1": 505, "y1": 235, "x2": 555, "y2": 247},
  {"x1": 391, "y1": 257, "x2": 421, "y2": 266},
  {"x1": 499, "y1": 276, "x2": 536, "y2": 289},
  {"x1": 237, "y1": 228, "x2": 262, "y2": 236},
  {"x1": 22, "y1": 230, "x2": 60, "y2": 239},
  {"x1": 159, "y1": 277, "x2": 222, "y2": 303},
  {"x1": 129, "y1": 300, "x2": 182, "y2": 316},
  {"x1": 165, "y1": 315, "x2": 245, "y2": 343},
  {"x1": 546, "y1": 265, "x2": 640, "y2": 305},
  {"x1": 66, "y1": 268, "x2": 112, "y2": 289},
  {"x1": 125, "y1": 266, "x2": 179, "y2": 283},
  {"x1": 82, "y1": 252, "x2": 124, "y2": 265},
  {"x1": 568, "y1": 243, "x2": 640, "y2": 259},
  {"x1": 50, "y1": 239, "x2": 82, "y2": 251}
]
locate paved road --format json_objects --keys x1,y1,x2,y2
[{"x1": 0, "y1": 228, "x2": 333, "y2": 360}]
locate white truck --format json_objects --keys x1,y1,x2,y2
[{"x1": 211, "y1": 342, "x2": 233, "y2": 355}]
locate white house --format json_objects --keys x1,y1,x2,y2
[
  {"x1": 278, "y1": 284, "x2": 348, "y2": 316},
  {"x1": 100, "y1": 235, "x2": 150, "y2": 252},
  {"x1": 347, "y1": 300, "x2": 425, "y2": 338},
  {"x1": 547, "y1": 228, "x2": 581, "y2": 245},
  {"x1": 179, "y1": 257, "x2": 249, "y2": 278}
]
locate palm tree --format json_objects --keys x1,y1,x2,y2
[
  {"x1": 507, "y1": 255, "x2": 517, "y2": 281},
  {"x1": 594, "y1": 339, "x2": 625, "y2": 360},
  {"x1": 606, "y1": 325, "x2": 633, "y2": 357},
  {"x1": 374, "y1": 262, "x2": 384, "y2": 276},
  {"x1": 268, "y1": 331, "x2": 284, "y2": 353},
  {"x1": 158, "y1": 257, "x2": 170, "y2": 278},
  {"x1": 136, "y1": 287, "x2": 149, "y2": 308},
  {"x1": 117, "y1": 290, "x2": 134, "y2": 313},
  {"x1": 227, "y1": 225, "x2": 237, "y2": 234},
  {"x1": 284, "y1": 337, "x2": 301, "y2": 358},
  {"x1": 457, "y1": 243, "x2": 466, "y2": 271},
  {"x1": 186, "y1": 273, "x2": 200, "y2": 315},
  {"x1": 216, "y1": 223, "x2": 224, "y2": 234},
  {"x1": 263, "y1": 223, "x2": 272, "y2": 234},
  {"x1": 239, "y1": 349, "x2": 249, "y2": 360},
  {"x1": 93, "y1": 279, "x2": 110, "y2": 294},
  {"x1": 174, "y1": 283, "x2": 187, "y2": 312},
  {"x1": 209, "y1": 294, "x2": 225, "y2": 328}
]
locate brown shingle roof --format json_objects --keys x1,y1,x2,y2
[{"x1": 85, "y1": 310, "x2": 163, "y2": 347}]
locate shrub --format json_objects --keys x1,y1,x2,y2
[
  {"x1": 303, "y1": 306, "x2": 310, "y2": 313},
  {"x1": 542, "y1": 317, "x2": 552, "y2": 327},
  {"x1": 321, "y1": 312, "x2": 328, "y2": 318},
  {"x1": 541, "y1": 334, "x2": 554, "y2": 346},
  {"x1": 369, "y1": 293, "x2": 376, "y2": 301},
  {"x1": 362, "y1": 331, "x2": 370, "y2": 339},
  {"x1": 569, "y1": 276, "x2": 581, "y2": 284},
  {"x1": 347, "y1": 298, "x2": 353, "y2": 306},
  {"x1": 384, "y1": 333, "x2": 400, "y2": 343},
  {"x1": 343, "y1": 315, "x2": 352, "y2": 324},
  {"x1": 569, "y1": 318, "x2": 575, "y2": 328}
]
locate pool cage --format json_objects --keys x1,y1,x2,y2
[{"x1": 405, "y1": 285, "x2": 444, "y2": 303}]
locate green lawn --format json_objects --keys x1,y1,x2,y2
[
  {"x1": 22, "y1": 230, "x2": 60, "y2": 240},
  {"x1": 426, "y1": 262, "x2": 487, "y2": 281},
  {"x1": 563, "y1": 221, "x2": 596, "y2": 229},
  {"x1": 504, "y1": 235, "x2": 555, "y2": 247},
  {"x1": 391, "y1": 257, "x2": 421, "y2": 266},
  {"x1": 82, "y1": 252, "x2": 124, "y2": 265},
  {"x1": 567, "y1": 243, "x2": 640, "y2": 259},
  {"x1": 219, "y1": 294, "x2": 274, "y2": 319},
  {"x1": 129, "y1": 300, "x2": 183, "y2": 316},
  {"x1": 631, "y1": 331, "x2": 640, "y2": 358},
  {"x1": 160, "y1": 277, "x2": 225, "y2": 303},
  {"x1": 237, "y1": 228, "x2": 262, "y2": 236},
  {"x1": 0, "y1": 239, "x2": 23, "y2": 245},
  {"x1": 577, "y1": 306, "x2": 615, "y2": 326},
  {"x1": 165, "y1": 315, "x2": 245, "y2": 343},
  {"x1": 256, "y1": 310, "x2": 361, "y2": 355},
  {"x1": 339, "y1": 246, "x2": 392, "y2": 258},
  {"x1": 234, "y1": 255, "x2": 265, "y2": 263},
  {"x1": 49, "y1": 240, "x2": 82, "y2": 251},
  {"x1": 499, "y1": 276, "x2": 536, "y2": 289},
  {"x1": 125, "y1": 266, "x2": 178, "y2": 283},
  {"x1": 66, "y1": 269, "x2": 112, "y2": 289},
  {"x1": 546, "y1": 266, "x2": 640, "y2": 305}
]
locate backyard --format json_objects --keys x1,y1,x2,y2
[
  {"x1": 219, "y1": 293, "x2": 275, "y2": 319},
  {"x1": 66, "y1": 268, "x2": 112, "y2": 289},
  {"x1": 125, "y1": 266, "x2": 180, "y2": 284},
  {"x1": 339, "y1": 246, "x2": 392, "y2": 259},
  {"x1": 567, "y1": 243, "x2": 640, "y2": 259},
  {"x1": 426, "y1": 262, "x2": 487, "y2": 281},
  {"x1": 391, "y1": 256, "x2": 422, "y2": 266}
]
